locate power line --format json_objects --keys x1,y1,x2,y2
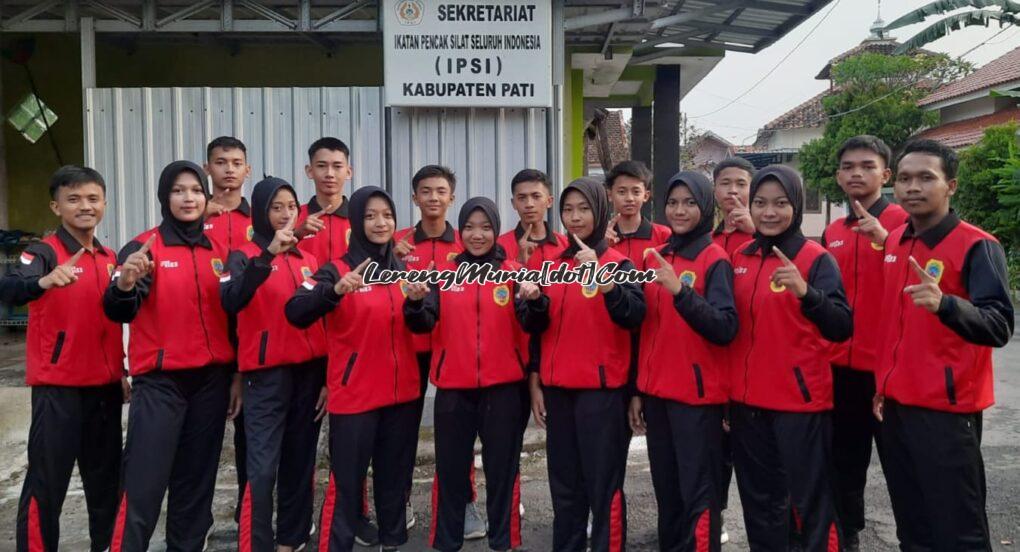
[{"x1": 689, "y1": 0, "x2": 842, "y2": 119}]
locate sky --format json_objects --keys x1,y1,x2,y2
[{"x1": 679, "y1": 0, "x2": 1020, "y2": 145}]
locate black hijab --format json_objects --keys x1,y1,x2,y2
[
  {"x1": 663, "y1": 171, "x2": 715, "y2": 255},
  {"x1": 454, "y1": 197, "x2": 507, "y2": 267},
  {"x1": 559, "y1": 176, "x2": 611, "y2": 258},
  {"x1": 250, "y1": 176, "x2": 297, "y2": 250},
  {"x1": 341, "y1": 186, "x2": 405, "y2": 272},
  {"x1": 748, "y1": 164, "x2": 805, "y2": 256},
  {"x1": 157, "y1": 160, "x2": 210, "y2": 247}
]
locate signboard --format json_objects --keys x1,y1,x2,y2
[{"x1": 383, "y1": 0, "x2": 552, "y2": 107}]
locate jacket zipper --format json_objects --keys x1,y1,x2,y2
[
  {"x1": 190, "y1": 247, "x2": 215, "y2": 362},
  {"x1": 846, "y1": 231, "x2": 860, "y2": 368},
  {"x1": 90, "y1": 253, "x2": 116, "y2": 379},
  {"x1": 284, "y1": 255, "x2": 318, "y2": 357},
  {"x1": 389, "y1": 286, "x2": 400, "y2": 402},
  {"x1": 742, "y1": 255, "x2": 766, "y2": 404},
  {"x1": 548, "y1": 281, "x2": 568, "y2": 386},
  {"x1": 881, "y1": 240, "x2": 916, "y2": 395},
  {"x1": 476, "y1": 284, "x2": 482, "y2": 388},
  {"x1": 641, "y1": 254, "x2": 669, "y2": 391}
]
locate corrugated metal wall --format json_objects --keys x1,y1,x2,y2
[
  {"x1": 85, "y1": 87, "x2": 387, "y2": 247},
  {"x1": 85, "y1": 87, "x2": 549, "y2": 248}
]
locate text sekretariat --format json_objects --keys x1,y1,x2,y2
[{"x1": 361, "y1": 261, "x2": 656, "y2": 291}]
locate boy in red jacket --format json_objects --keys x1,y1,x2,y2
[
  {"x1": 876, "y1": 139, "x2": 1013, "y2": 551},
  {"x1": 1, "y1": 166, "x2": 127, "y2": 552},
  {"x1": 711, "y1": 157, "x2": 756, "y2": 257},
  {"x1": 603, "y1": 160, "x2": 671, "y2": 257},
  {"x1": 821, "y1": 135, "x2": 907, "y2": 550},
  {"x1": 296, "y1": 137, "x2": 354, "y2": 263}
]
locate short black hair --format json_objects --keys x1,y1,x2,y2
[
  {"x1": 713, "y1": 157, "x2": 755, "y2": 181},
  {"x1": 49, "y1": 165, "x2": 106, "y2": 199},
  {"x1": 896, "y1": 139, "x2": 958, "y2": 181},
  {"x1": 837, "y1": 135, "x2": 892, "y2": 168},
  {"x1": 206, "y1": 136, "x2": 247, "y2": 160},
  {"x1": 605, "y1": 160, "x2": 653, "y2": 190},
  {"x1": 411, "y1": 164, "x2": 457, "y2": 193},
  {"x1": 308, "y1": 137, "x2": 350, "y2": 162},
  {"x1": 510, "y1": 169, "x2": 552, "y2": 194}
]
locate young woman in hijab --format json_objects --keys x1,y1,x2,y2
[
  {"x1": 103, "y1": 160, "x2": 239, "y2": 551},
  {"x1": 220, "y1": 177, "x2": 328, "y2": 552},
  {"x1": 630, "y1": 171, "x2": 738, "y2": 552},
  {"x1": 528, "y1": 176, "x2": 645, "y2": 552},
  {"x1": 286, "y1": 186, "x2": 423, "y2": 552},
  {"x1": 403, "y1": 197, "x2": 549, "y2": 552},
  {"x1": 728, "y1": 165, "x2": 852, "y2": 551}
]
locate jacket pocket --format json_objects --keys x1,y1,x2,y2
[
  {"x1": 792, "y1": 367, "x2": 812, "y2": 403},
  {"x1": 598, "y1": 365, "x2": 607, "y2": 388},
  {"x1": 692, "y1": 363, "x2": 705, "y2": 398},
  {"x1": 341, "y1": 352, "x2": 358, "y2": 386},
  {"x1": 50, "y1": 331, "x2": 66, "y2": 364},
  {"x1": 155, "y1": 349, "x2": 164, "y2": 371},
  {"x1": 258, "y1": 331, "x2": 269, "y2": 366},
  {"x1": 435, "y1": 350, "x2": 447, "y2": 382},
  {"x1": 944, "y1": 366, "x2": 957, "y2": 406}
]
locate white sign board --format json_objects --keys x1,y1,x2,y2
[{"x1": 383, "y1": 0, "x2": 552, "y2": 107}]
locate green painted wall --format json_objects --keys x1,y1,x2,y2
[{"x1": 2, "y1": 34, "x2": 384, "y2": 234}]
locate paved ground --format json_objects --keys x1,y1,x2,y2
[{"x1": 0, "y1": 328, "x2": 1018, "y2": 550}]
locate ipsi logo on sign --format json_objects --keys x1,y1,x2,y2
[{"x1": 396, "y1": 0, "x2": 423, "y2": 25}]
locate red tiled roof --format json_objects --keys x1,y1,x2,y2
[
  {"x1": 914, "y1": 107, "x2": 1020, "y2": 148},
  {"x1": 815, "y1": 39, "x2": 903, "y2": 80},
  {"x1": 763, "y1": 88, "x2": 829, "y2": 130},
  {"x1": 919, "y1": 46, "x2": 1020, "y2": 106}
]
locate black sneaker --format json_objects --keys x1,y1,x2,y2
[
  {"x1": 355, "y1": 515, "x2": 380, "y2": 547},
  {"x1": 844, "y1": 531, "x2": 861, "y2": 552}
]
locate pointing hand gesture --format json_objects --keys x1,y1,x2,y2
[
  {"x1": 851, "y1": 200, "x2": 888, "y2": 246},
  {"x1": 517, "y1": 281, "x2": 541, "y2": 301},
  {"x1": 572, "y1": 233, "x2": 598, "y2": 266},
  {"x1": 648, "y1": 249, "x2": 682, "y2": 295},
  {"x1": 770, "y1": 248, "x2": 808, "y2": 298},
  {"x1": 334, "y1": 258, "x2": 370, "y2": 296},
  {"x1": 727, "y1": 196, "x2": 754, "y2": 234},
  {"x1": 404, "y1": 261, "x2": 432, "y2": 301},
  {"x1": 39, "y1": 248, "x2": 85, "y2": 290},
  {"x1": 296, "y1": 202, "x2": 337, "y2": 238},
  {"x1": 903, "y1": 256, "x2": 942, "y2": 313},
  {"x1": 394, "y1": 231, "x2": 415, "y2": 259},
  {"x1": 517, "y1": 223, "x2": 538, "y2": 264},
  {"x1": 605, "y1": 214, "x2": 622, "y2": 246},
  {"x1": 267, "y1": 214, "x2": 299, "y2": 255},
  {"x1": 117, "y1": 235, "x2": 157, "y2": 292}
]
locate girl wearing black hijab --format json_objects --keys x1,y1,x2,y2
[
  {"x1": 220, "y1": 177, "x2": 328, "y2": 552},
  {"x1": 286, "y1": 186, "x2": 422, "y2": 552},
  {"x1": 528, "y1": 177, "x2": 645, "y2": 552},
  {"x1": 403, "y1": 197, "x2": 549, "y2": 552},
  {"x1": 727, "y1": 165, "x2": 852, "y2": 551},
  {"x1": 630, "y1": 171, "x2": 738, "y2": 552},
  {"x1": 103, "y1": 160, "x2": 239, "y2": 551}
]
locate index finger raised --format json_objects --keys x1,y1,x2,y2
[
  {"x1": 353, "y1": 258, "x2": 371, "y2": 275},
  {"x1": 773, "y1": 247, "x2": 794, "y2": 266},
  {"x1": 64, "y1": 247, "x2": 86, "y2": 267},
  {"x1": 571, "y1": 233, "x2": 592, "y2": 251},
  {"x1": 137, "y1": 234, "x2": 157, "y2": 255},
  {"x1": 908, "y1": 256, "x2": 933, "y2": 282},
  {"x1": 648, "y1": 248, "x2": 670, "y2": 269}
]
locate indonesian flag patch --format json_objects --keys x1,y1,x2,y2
[{"x1": 19, "y1": 252, "x2": 35, "y2": 265}]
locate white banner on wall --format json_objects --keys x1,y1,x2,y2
[{"x1": 382, "y1": 0, "x2": 552, "y2": 107}]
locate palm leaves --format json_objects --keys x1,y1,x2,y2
[{"x1": 885, "y1": 0, "x2": 1020, "y2": 54}]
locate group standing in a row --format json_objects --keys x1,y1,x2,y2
[{"x1": 1, "y1": 133, "x2": 1011, "y2": 552}]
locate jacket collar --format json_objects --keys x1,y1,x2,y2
[
  {"x1": 158, "y1": 223, "x2": 213, "y2": 249},
  {"x1": 668, "y1": 233, "x2": 712, "y2": 261},
  {"x1": 306, "y1": 195, "x2": 350, "y2": 218},
  {"x1": 413, "y1": 221, "x2": 456, "y2": 243},
  {"x1": 513, "y1": 221, "x2": 559, "y2": 246},
  {"x1": 900, "y1": 209, "x2": 960, "y2": 249},
  {"x1": 56, "y1": 226, "x2": 108, "y2": 256},
  {"x1": 742, "y1": 231, "x2": 807, "y2": 260},
  {"x1": 615, "y1": 216, "x2": 653, "y2": 240},
  {"x1": 844, "y1": 196, "x2": 890, "y2": 226},
  {"x1": 234, "y1": 197, "x2": 252, "y2": 217}
]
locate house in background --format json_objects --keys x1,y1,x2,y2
[
  {"x1": 584, "y1": 109, "x2": 631, "y2": 177},
  {"x1": 915, "y1": 46, "x2": 1020, "y2": 149}
]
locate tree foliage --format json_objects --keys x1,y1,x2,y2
[{"x1": 799, "y1": 52, "x2": 970, "y2": 204}]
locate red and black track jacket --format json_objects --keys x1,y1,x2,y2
[
  {"x1": 285, "y1": 259, "x2": 420, "y2": 414},
  {"x1": 497, "y1": 222, "x2": 569, "y2": 269},
  {"x1": 637, "y1": 236, "x2": 737, "y2": 404},
  {"x1": 729, "y1": 236, "x2": 853, "y2": 412},
  {"x1": 0, "y1": 228, "x2": 124, "y2": 386},
  {"x1": 403, "y1": 258, "x2": 550, "y2": 388},
  {"x1": 220, "y1": 242, "x2": 327, "y2": 371},
  {"x1": 822, "y1": 197, "x2": 908, "y2": 372},
  {"x1": 204, "y1": 198, "x2": 253, "y2": 250},
  {"x1": 296, "y1": 196, "x2": 351, "y2": 264},
  {"x1": 611, "y1": 217, "x2": 672, "y2": 261},
  {"x1": 712, "y1": 224, "x2": 754, "y2": 258},
  {"x1": 394, "y1": 222, "x2": 463, "y2": 353},
  {"x1": 539, "y1": 248, "x2": 646, "y2": 389},
  {"x1": 103, "y1": 226, "x2": 236, "y2": 376},
  {"x1": 878, "y1": 211, "x2": 1013, "y2": 413}
]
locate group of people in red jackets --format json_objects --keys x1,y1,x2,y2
[{"x1": 1, "y1": 132, "x2": 1011, "y2": 552}]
